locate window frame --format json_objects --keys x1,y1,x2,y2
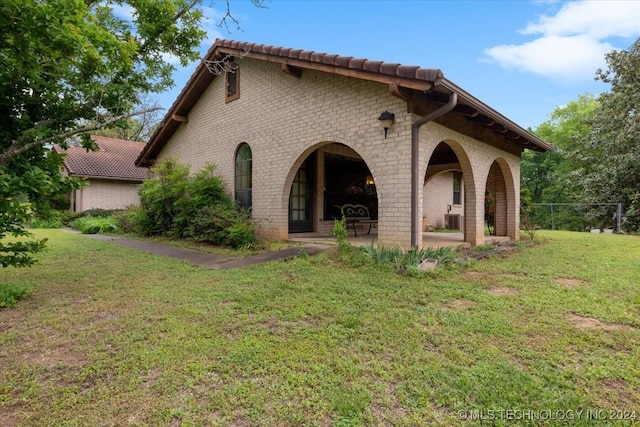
[
  {"x1": 225, "y1": 63, "x2": 240, "y2": 103},
  {"x1": 234, "y1": 143, "x2": 252, "y2": 210},
  {"x1": 453, "y1": 172, "x2": 462, "y2": 206}
]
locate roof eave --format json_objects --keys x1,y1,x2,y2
[{"x1": 438, "y1": 78, "x2": 553, "y2": 152}]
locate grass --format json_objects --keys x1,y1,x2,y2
[{"x1": 1, "y1": 230, "x2": 639, "y2": 426}]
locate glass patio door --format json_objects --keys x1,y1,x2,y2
[{"x1": 289, "y1": 157, "x2": 314, "y2": 233}]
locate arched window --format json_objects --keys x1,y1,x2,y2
[{"x1": 235, "y1": 143, "x2": 252, "y2": 209}]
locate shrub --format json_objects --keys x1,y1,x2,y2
[
  {"x1": 330, "y1": 214, "x2": 350, "y2": 253},
  {"x1": 28, "y1": 215, "x2": 64, "y2": 229},
  {"x1": 138, "y1": 159, "x2": 191, "y2": 235},
  {"x1": 70, "y1": 216, "x2": 119, "y2": 234},
  {"x1": 623, "y1": 193, "x2": 640, "y2": 233},
  {"x1": 0, "y1": 284, "x2": 31, "y2": 309},
  {"x1": 112, "y1": 207, "x2": 147, "y2": 235},
  {"x1": 185, "y1": 205, "x2": 256, "y2": 249},
  {"x1": 59, "y1": 210, "x2": 84, "y2": 226},
  {"x1": 137, "y1": 159, "x2": 257, "y2": 248},
  {"x1": 80, "y1": 208, "x2": 119, "y2": 218}
]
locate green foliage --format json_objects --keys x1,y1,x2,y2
[
  {"x1": 137, "y1": 159, "x2": 256, "y2": 248},
  {"x1": 0, "y1": 199, "x2": 48, "y2": 267},
  {"x1": 623, "y1": 192, "x2": 640, "y2": 232},
  {"x1": 70, "y1": 217, "x2": 119, "y2": 234},
  {"x1": 0, "y1": 284, "x2": 31, "y2": 309},
  {"x1": 80, "y1": 209, "x2": 119, "y2": 219},
  {"x1": 138, "y1": 159, "x2": 191, "y2": 235},
  {"x1": 519, "y1": 188, "x2": 537, "y2": 240},
  {"x1": 523, "y1": 94, "x2": 599, "y2": 231},
  {"x1": 576, "y1": 38, "x2": 640, "y2": 231},
  {"x1": 0, "y1": 0, "x2": 212, "y2": 267},
  {"x1": 358, "y1": 244, "x2": 458, "y2": 272},
  {"x1": 27, "y1": 216, "x2": 64, "y2": 229},
  {"x1": 112, "y1": 207, "x2": 148, "y2": 235},
  {"x1": 330, "y1": 214, "x2": 350, "y2": 253},
  {"x1": 3, "y1": 229, "x2": 640, "y2": 424},
  {"x1": 186, "y1": 205, "x2": 256, "y2": 249}
]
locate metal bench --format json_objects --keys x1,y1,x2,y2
[{"x1": 340, "y1": 204, "x2": 377, "y2": 237}]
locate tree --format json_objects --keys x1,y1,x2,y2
[
  {"x1": 92, "y1": 97, "x2": 163, "y2": 142},
  {"x1": 0, "y1": 0, "x2": 261, "y2": 267},
  {"x1": 575, "y1": 38, "x2": 640, "y2": 231},
  {"x1": 522, "y1": 94, "x2": 598, "y2": 230}
]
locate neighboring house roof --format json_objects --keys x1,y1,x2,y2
[
  {"x1": 59, "y1": 135, "x2": 148, "y2": 181},
  {"x1": 137, "y1": 39, "x2": 552, "y2": 166}
]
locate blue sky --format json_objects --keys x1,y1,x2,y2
[{"x1": 157, "y1": 0, "x2": 640, "y2": 130}]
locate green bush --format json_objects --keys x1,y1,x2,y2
[
  {"x1": 80, "y1": 208, "x2": 119, "y2": 218},
  {"x1": 185, "y1": 205, "x2": 256, "y2": 249},
  {"x1": 137, "y1": 159, "x2": 257, "y2": 248},
  {"x1": 59, "y1": 210, "x2": 84, "y2": 226},
  {"x1": 0, "y1": 284, "x2": 31, "y2": 309},
  {"x1": 70, "y1": 216, "x2": 119, "y2": 234},
  {"x1": 112, "y1": 207, "x2": 148, "y2": 235},
  {"x1": 623, "y1": 193, "x2": 640, "y2": 232},
  {"x1": 139, "y1": 159, "x2": 191, "y2": 235},
  {"x1": 28, "y1": 215, "x2": 64, "y2": 229}
]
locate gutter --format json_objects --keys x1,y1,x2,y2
[{"x1": 410, "y1": 92, "x2": 458, "y2": 247}]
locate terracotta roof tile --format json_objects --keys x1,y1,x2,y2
[
  {"x1": 136, "y1": 39, "x2": 552, "y2": 166},
  {"x1": 215, "y1": 39, "x2": 444, "y2": 83},
  {"x1": 59, "y1": 135, "x2": 148, "y2": 181}
]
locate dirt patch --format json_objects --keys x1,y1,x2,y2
[
  {"x1": 566, "y1": 313, "x2": 630, "y2": 331},
  {"x1": 444, "y1": 299, "x2": 477, "y2": 311},
  {"x1": 0, "y1": 405, "x2": 20, "y2": 427},
  {"x1": 557, "y1": 278, "x2": 588, "y2": 287},
  {"x1": 487, "y1": 287, "x2": 520, "y2": 296}
]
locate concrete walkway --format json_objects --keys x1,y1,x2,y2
[{"x1": 73, "y1": 232, "x2": 331, "y2": 270}]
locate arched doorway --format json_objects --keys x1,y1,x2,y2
[
  {"x1": 423, "y1": 140, "x2": 477, "y2": 245},
  {"x1": 485, "y1": 159, "x2": 517, "y2": 238},
  {"x1": 286, "y1": 143, "x2": 378, "y2": 235}
]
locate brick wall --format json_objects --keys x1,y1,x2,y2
[
  {"x1": 423, "y1": 172, "x2": 464, "y2": 230},
  {"x1": 73, "y1": 179, "x2": 141, "y2": 212},
  {"x1": 158, "y1": 57, "x2": 521, "y2": 247}
]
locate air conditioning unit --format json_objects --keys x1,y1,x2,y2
[{"x1": 444, "y1": 214, "x2": 461, "y2": 230}]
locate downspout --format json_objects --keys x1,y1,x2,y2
[{"x1": 411, "y1": 92, "x2": 458, "y2": 247}]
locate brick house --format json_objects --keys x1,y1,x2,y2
[
  {"x1": 136, "y1": 39, "x2": 552, "y2": 247},
  {"x1": 58, "y1": 135, "x2": 148, "y2": 212}
]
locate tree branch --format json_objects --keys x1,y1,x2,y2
[{"x1": 0, "y1": 107, "x2": 161, "y2": 166}]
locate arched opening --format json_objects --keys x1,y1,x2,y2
[
  {"x1": 423, "y1": 140, "x2": 477, "y2": 245},
  {"x1": 286, "y1": 142, "x2": 378, "y2": 235},
  {"x1": 234, "y1": 143, "x2": 252, "y2": 210},
  {"x1": 485, "y1": 159, "x2": 516, "y2": 238}
]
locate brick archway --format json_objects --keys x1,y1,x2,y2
[
  {"x1": 422, "y1": 140, "x2": 480, "y2": 245},
  {"x1": 282, "y1": 142, "x2": 379, "y2": 236},
  {"x1": 485, "y1": 158, "x2": 518, "y2": 239}
]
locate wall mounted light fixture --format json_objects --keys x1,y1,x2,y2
[{"x1": 378, "y1": 111, "x2": 395, "y2": 138}]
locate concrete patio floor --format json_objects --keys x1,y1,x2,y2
[{"x1": 289, "y1": 231, "x2": 511, "y2": 248}]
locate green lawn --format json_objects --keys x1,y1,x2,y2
[{"x1": 1, "y1": 230, "x2": 639, "y2": 426}]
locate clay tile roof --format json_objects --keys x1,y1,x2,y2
[
  {"x1": 60, "y1": 135, "x2": 148, "y2": 181},
  {"x1": 214, "y1": 39, "x2": 444, "y2": 84},
  {"x1": 136, "y1": 39, "x2": 552, "y2": 166}
]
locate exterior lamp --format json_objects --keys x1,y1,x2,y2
[
  {"x1": 378, "y1": 111, "x2": 395, "y2": 138},
  {"x1": 378, "y1": 111, "x2": 396, "y2": 139}
]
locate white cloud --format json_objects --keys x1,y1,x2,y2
[
  {"x1": 485, "y1": 35, "x2": 614, "y2": 82},
  {"x1": 485, "y1": 1, "x2": 640, "y2": 81}
]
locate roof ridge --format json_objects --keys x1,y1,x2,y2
[{"x1": 214, "y1": 38, "x2": 444, "y2": 83}]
